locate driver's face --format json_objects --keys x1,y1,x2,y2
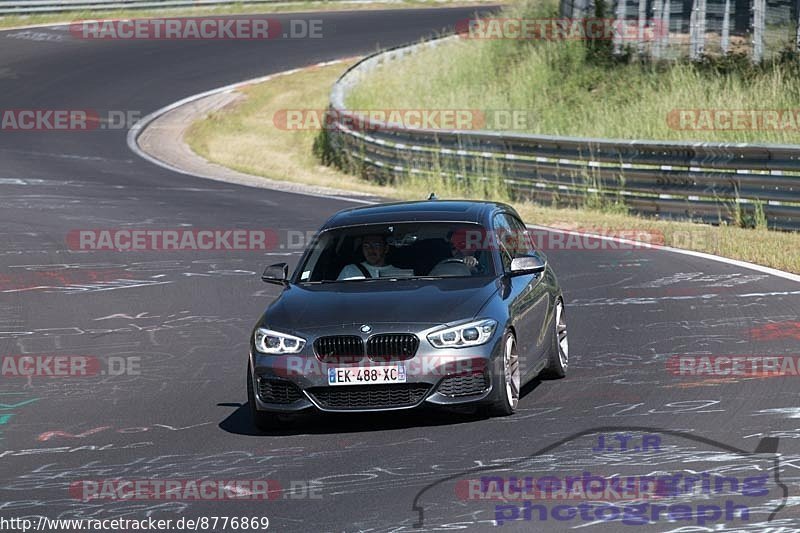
[
  {"x1": 362, "y1": 236, "x2": 387, "y2": 266},
  {"x1": 450, "y1": 235, "x2": 469, "y2": 258}
]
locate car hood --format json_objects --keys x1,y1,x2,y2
[{"x1": 262, "y1": 277, "x2": 500, "y2": 330}]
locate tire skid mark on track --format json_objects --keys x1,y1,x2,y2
[
  {"x1": 0, "y1": 259, "x2": 278, "y2": 294},
  {"x1": 569, "y1": 290, "x2": 800, "y2": 306}
]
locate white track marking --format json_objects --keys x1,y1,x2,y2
[{"x1": 528, "y1": 224, "x2": 800, "y2": 284}]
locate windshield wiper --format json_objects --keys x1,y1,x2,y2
[
  {"x1": 301, "y1": 278, "x2": 386, "y2": 284},
  {"x1": 380, "y1": 276, "x2": 459, "y2": 281},
  {"x1": 302, "y1": 276, "x2": 459, "y2": 284}
]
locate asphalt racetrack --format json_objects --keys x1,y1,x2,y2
[{"x1": 1, "y1": 7, "x2": 799, "y2": 532}]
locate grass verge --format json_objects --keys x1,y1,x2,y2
[
  {"x1": 0, "y1": 0, "x2": 494, "y2": 30},
  {"x1": 346, "y1": 0, "x2": 800, "y2": 145},
  {"x1": 186, "y1": 61, "x2": 800, "y2": 273}
]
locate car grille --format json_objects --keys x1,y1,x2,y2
[
  {"x1": 366, "y1": 334, "x2": 419, "y2": 362},
  {"x1": 314, "y1": 336, "x2": 365, "y2": 363},
  {"x1": 257, "y1": 379, "x2": 304, "y2": 404},
  {"x1": 436, "y1": 372, "x2": 490, "y2": 397},
  {"x1": 307, "y1": 384, "x2": 431, "y2": 410}
]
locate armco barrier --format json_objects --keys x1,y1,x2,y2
[{"x1": 326, "y1": 37, "x2": 800, "y2": 231}]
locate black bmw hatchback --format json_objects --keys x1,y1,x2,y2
[{"x1": 247, "y1": 199, "x2": 568, "y2": 429}]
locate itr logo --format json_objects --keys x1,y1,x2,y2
[{"x1": 591, "y1": 433, "x2": 661, "y2": 452}]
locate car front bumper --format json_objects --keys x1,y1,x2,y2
[{"x1": 250, "y1": 328, "x2": 503, "y2": 413}]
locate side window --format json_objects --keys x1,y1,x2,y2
[
  {"x1": 494, "y1": 213, "x2": 534, "y2": 266},
  {"x1": 492, "y1": 214, "x2": 514, "y2": 272},
  {"x1": 507, "y1": 215, "x2": 534, "y2": 257}
]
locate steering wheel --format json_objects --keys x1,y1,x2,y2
[{"x1": 438, "y1": 257, "x2": 479, "y2": 269}]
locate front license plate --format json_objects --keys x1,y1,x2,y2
[{"x1": 328, "y1": 364, "x2": 406, "y2": 386}]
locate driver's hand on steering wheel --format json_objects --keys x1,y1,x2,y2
[{"x1": 463, "y1": 256, "x2": 478, "y2": 268}]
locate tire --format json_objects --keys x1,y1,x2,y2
[
  {"x1": 541, "y1": 297, "x2": 568, "y2": 379},
  {"x1": 247, "y1": 364, "x2": 283, "y2": 431},
  {"x1": 486, "y1": 330, "x2": 520, "y2": 416}
]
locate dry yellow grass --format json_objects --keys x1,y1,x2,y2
[
  {"x1": 186, "y1": 61, "x2": 800, "y2": 274},
  {"x1": 187, "y1": 62, "x2": 395, "y2": 197}
]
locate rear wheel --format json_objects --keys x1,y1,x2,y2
[
  {"x1": 486, "y1": 331, "x2": 520, "y2": 416},
  {"x1": 542, "y1": 298, "x2": 568, "y2": 379},
  {"x1": 247, "y1": 364, "x2": 283, "y2": 431}
]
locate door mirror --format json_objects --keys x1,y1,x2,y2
[
  {"x1": 261, "y1": 263, "x2": 288, "y2": 285},
  {"x1": 510, "y1": 253, "x2": 546, "y2": 275}
]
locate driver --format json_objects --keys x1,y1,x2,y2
[
  {"x1": 338, "y1": 234, "x2": 406, "y2": 279},
  {"x1": 444, "y1": 229, "x2": 483, "y2": 273}
]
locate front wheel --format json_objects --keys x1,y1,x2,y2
[
  {"x1": 541, "y1": 298, "x2": 568, "y2": 379},
  {"x1": 247, "y1": 364, "x2": 283, "y2": 431},
  {"x1": 485, "y1": 330, "x2": 520, "y2": 416}
]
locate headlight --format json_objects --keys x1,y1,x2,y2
[
  {"x1": 254, "y1": 327, "x2": 306, "y2": 354},
  {"x1": 427, "y1": 319, "x2": 497, "y2": 348}
]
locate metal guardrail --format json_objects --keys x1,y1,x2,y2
[
  {"x1": 327, "y1": 37, "x2": 800, "y2": 231},
  {"x1": 0, "y1": 0, "x2": 280, "y2": 15}
]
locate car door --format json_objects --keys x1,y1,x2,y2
[{"x1": 493, "y1": 213, "x2": 550, "y2": 380}]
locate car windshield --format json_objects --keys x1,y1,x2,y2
[{"x1": 296, "y1": 222, "x2": 496, "y2": 283}]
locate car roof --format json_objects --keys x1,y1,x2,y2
[{"x1": 321, "y1": 200, "x2": 517, "y2": 230}]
